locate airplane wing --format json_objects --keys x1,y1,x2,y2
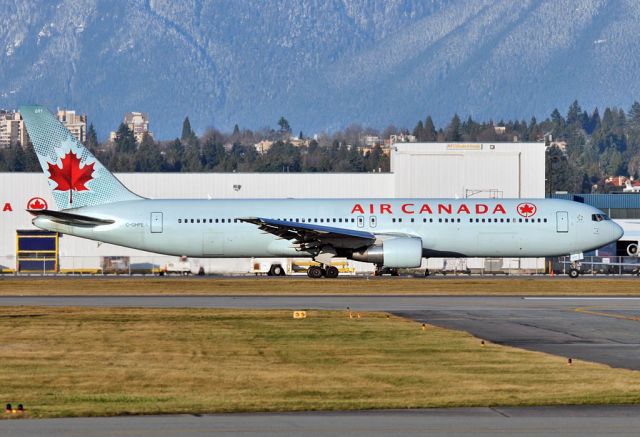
[{"x1": 240, "y1": 217, "x2": 375, "y2": 250}]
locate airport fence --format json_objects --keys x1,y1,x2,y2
[{"x1": 2, "y1": 255, "x2": 637, "y2": 277}]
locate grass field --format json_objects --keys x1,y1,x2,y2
[
  {"x1": 1, "y1": 307, "x2": 640, "y2": 418},
  {"x1": 1, "y1": 276, "x2": 640, "y2": 295}
]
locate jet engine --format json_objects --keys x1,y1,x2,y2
[
  {"x1": 351, "y1": 237, "x2": 423, "y2": 267},
  {"x1": 627, "y1": 242, "x2": 639, "y2": 257}
]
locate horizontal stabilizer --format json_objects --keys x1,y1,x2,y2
[{"x1": 28, "y1": 209, "x2": 115, "y2": 227}]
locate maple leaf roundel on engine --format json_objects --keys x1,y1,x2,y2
[{"x1": 47, "y1": 151, "x2": 95, "y2": 205}]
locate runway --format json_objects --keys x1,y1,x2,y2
[
  {"x1": 2, "y1": 406, "x2": 640, "y2": 436},
  {"x1": 2, "y1": 294, "x2": 640, "y2": 369}
]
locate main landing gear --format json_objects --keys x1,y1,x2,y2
[
  {"x1": 373, "y1": 265, "x2": 400, "y2": 276},
  {"x1": 307, "y1": 265, "x2": 339, "y2": 279}
]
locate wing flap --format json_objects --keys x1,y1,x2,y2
[{"x1": 240, "y1": 217, "x2": 375, "y2": 250}]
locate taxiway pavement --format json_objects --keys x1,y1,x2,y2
[{"x1": 2, "y1": 406, "x2": 640, "y2": 436}]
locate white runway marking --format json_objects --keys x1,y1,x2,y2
[{"x1": 524, "y1": 297, "x2": 640, "y2": 300}]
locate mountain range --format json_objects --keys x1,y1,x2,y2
[{"x1": 1, "y1": 0, "x2": 640, "y2": 139}]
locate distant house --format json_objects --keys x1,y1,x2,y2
[
  {"x1": 606, "y1": 176, "x2": 629, "y2": 187},
  {"x1": 254, "y1": 140, "x2": 274, "y2": 154}
]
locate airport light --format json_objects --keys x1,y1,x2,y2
[
  {"x1": 4, "y1": 403, "x2": 11, "y2": 413},
  {"x1": 567, "y1": 358, "x2": 573, "y2": 365},
  {"x1": 421, "y1": 323, "x2": 426, "y2": 331}
]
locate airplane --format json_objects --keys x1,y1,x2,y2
[{"x1": 19, "y1": 105, "x2": 623, "y2": 278}]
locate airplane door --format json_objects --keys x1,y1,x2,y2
[
  {"x1": 150, "y1": 212, "x2": 163, "y2": 233},
  {"x1": 369, "y1": 215, "x2": 377, "y2": 228},
  {"x1": 556, "y1": 211, "x2": 568, "y2": 233},
  {"x1": 357, "y1": 216, "x2": 364, "y2": 228}
]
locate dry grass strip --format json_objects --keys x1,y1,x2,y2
[
  {"x1": 1, "y1": 277, "x2": 640, "y2": 296},
  {"x1": 1, "y1": 307, "x2": 639, "y2": 418}
]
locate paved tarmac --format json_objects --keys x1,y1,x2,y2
[
  {"x1": 2, "y1": 295, "x2": 640, "y2": 369},
  {"x1": 2, "y1": 406, "x2": 640, "y2": 436}
]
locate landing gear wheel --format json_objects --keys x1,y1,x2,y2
[
  {"x1": 307, "y1": 265, "x2": 323, "y2": 279},
  {"x1": 325, "y1": 266, "x2": 339, "y2": 278},
  {"x1": 424, "y1": 269, "x2": 430, "y2": 277},
  {"x1": 568, "y1": 268, "x2": 580, "y2": 278}
]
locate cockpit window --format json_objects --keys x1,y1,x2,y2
[{"x1": 591, "y1": 213, "x2": 610, "y2": 222}]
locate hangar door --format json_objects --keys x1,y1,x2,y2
[{"x1": 16, "y1": 230, "x2": 59, "y2": 273}]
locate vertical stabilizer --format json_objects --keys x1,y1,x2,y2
[{"x1": 20, "y1": 105, "x2": 141, "y2": 210}]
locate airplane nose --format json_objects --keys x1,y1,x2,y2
[{"x1": 612, "y1": 221, "x2": 624, "y2": 241}]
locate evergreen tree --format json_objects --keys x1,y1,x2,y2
[
  {"x1": 134, "y1": 133, "x2": 164, "y2": 172},
  {"x1": 181, "y1": 116, "x2": 197, "y2": 146},
  {"x1": 412, "y1": 120, "x2": 424, "y2": 141},
  {"x1": 86, "y1": 123, "x2": 98, "y2": 152},
  {"x1": 277, "y1": 116, "x2": 291, "y2": 133},
  {"x1": 5, "y1": 143, "x2": 26, "y2": 171},
  {"x1": 566, "y1": 100, "x2": 582, "y2": 127},
  {"x1": 114, "y1": 123, "x2": 137, "y2": 154},
  {"x1": 444, "y1": 114, "x2": 461, "y2": 141},
  {"x1": 164, "y1": 139, "x2": 184, "y2": 172},
  {"x1": 182, "y1": 142, "x2": 202, "y2": 172},
  {"x1": 423, "y1": 116, "x2": 437, "y2": 141},
  {"x1": 23, "y1": 141, "x2": 40, "y2": 171},
  {"x1": 201, "y1": 136, "x2": 225, "y2": 170}
]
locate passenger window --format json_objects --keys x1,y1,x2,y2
[
  {"x1": 178, "y1": 219, "x2": 182, "y2": 223},
  {"x1": 438, "y1": 218, "x2": 442, "y2": 223},
  {"x1": 469, "y1": 218, "x2": 473, "y2": 223},
  {"x1": 423, "y1": 218, "x2": 427, "y2": 223},
  {"x1": 457, "y1": 218, "x2": 461, "y2": 223},
  {"x1": 398, "y1": 218, "x2": 403, "y2": 223},
  {"x1": 544, "y1": 218, "x2": 547, "y2": 223},
  {"x1": 411, "y1": 218, "x2": 414, "y2": 223},
  {"x1": 392, "y1": 218, "x2": 396, "y2": 223}
]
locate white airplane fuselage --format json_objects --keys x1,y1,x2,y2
[{"x1": 33, "y1": 198, "x2": 623, "y2": 259}]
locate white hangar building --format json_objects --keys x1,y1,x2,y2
[{"x1": 0, "y1": 142, "x2": 545, "y2": 274}]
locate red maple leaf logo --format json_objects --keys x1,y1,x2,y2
[
  {"x1": 517, "y1": 202, "x2": 537, "y2": 218},
  {"x1": 47, "y1": 151, "x2": 95, "y2": 205},
  {"x1": 27, "y1": 197, "x2": 48, "y2": 210}
]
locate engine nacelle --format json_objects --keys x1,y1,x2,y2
[
  {"x1": 351, "y1": 237, "x2": 423, "y2": 268},
  {"x1": 627, "y1": 242, "x2": 639, "y2": 257}
]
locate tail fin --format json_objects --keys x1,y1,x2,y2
[{"x1": 20, "y1": 105, "x2": 141, "y2": 210}]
